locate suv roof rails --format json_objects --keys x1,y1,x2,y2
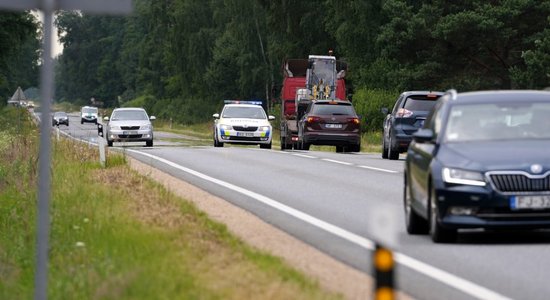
[{"x1": 445, "y1": 89, "x2": 458, "y2": 101}]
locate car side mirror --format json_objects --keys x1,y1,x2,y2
[
  {"x1": 213, "y1": 113, "x2": 220, "y2": 118},
  {"x1": 103, "y1": 116, "x2": 109, "y2": 121},
  {"x1": 150, "y1": 116, "x2": 156, "y2": 121},
  {"x1": 413, "y1": 128, "x2": 435, "y2": 143},
  {"x1": 268, "y1": 115, "x2": 275, "y2": 121},
  {"x1": 381, "y1": 107, "x2": 389, "y2": 115}
]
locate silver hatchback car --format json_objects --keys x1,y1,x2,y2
[{"x1": 104, "y1": 108, "x2": 156, "y2": 147}]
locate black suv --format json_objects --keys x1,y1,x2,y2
[
  {"x1": 297, "y1": 99, "x2": 361, "y2": 152},
  {"x1": 382, "y1": 91, "x2": 443, "y2": 160}
]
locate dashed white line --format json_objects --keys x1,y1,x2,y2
[
  {"x1": 293, "y1": 153, "x2": 317, "y2": 159},
  {"x1": 322, "y1": 158, "x2": 353, "y2": 165},
  {"x1": 126, "y1": 149, "x2": 512, "y2": 300},
  {"x1": 358, "y1": 165, "x2": 398, "y2": 173}
]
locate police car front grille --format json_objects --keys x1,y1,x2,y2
[{"x1": 233, "y1": 126, "x2": 257, "y2": 132}]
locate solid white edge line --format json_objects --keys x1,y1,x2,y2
[
  {"x1": 126, "y1": 149, "x2": 512, "y2": 300},
  {"x1": 322, "y1": 158, "x2": 353, "y2": 165},
  {"x1": 358, "y1": 165, "x2": 398, "y2": 174}
]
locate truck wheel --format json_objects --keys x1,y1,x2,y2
[{"x1": 302, "y1": 142, "x2": 310, "y2": 151}]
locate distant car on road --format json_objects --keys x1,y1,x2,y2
[
  {"x1": 104, "y1": 107, "x2": 155, "y2": 147},
  {"x1": 52, "y1": 111, "x2": 69, "y2": 126},
  {"x1": 213, "y1": 101, "x2": 275, "y2": 149},
  {"x1": 80, "y1": 106, "x2": 99, "y2": 124},
  {"x1": 404, "y1": 90, "x2": 550, "y2": 243},
  {"x1": 382, "y1": 91, "x2": 443, "y2": 160},
  {"x1": 297, "y1": 99, "x2": 361, "y2": 152}
]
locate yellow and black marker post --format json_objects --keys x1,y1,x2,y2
[{"x1": 373, "y1": 243, "x2": 395, "y2": 300}]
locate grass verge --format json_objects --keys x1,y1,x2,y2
[{"x1": 0, "y1": 106, "x2": 341, "y2": 299}]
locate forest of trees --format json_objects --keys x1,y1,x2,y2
[
  {"x1": 3, "y1": 1, "x2": 549, "y2": 128},
  {"x1": 0, "y1": 11, "x2": 40, "y2": 102}
]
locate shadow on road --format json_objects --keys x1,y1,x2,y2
[{"x1": 457, "y1": 229, "x2": 550, "y2": 245}]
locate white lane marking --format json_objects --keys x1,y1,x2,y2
[
  {"x1": 126, "y1": 149, "x2": 511, "y2": 300},
  {"x1": 322, "y1": 158, "x2": 353, "y2": 166},
  {"x1": 293, "y1": 153, "x2": 317, "y2": 159},
  {"x1": 358, "y1": 165, "x2": 398, "y2": 173}
]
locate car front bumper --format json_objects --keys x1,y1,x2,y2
[
  {"x1": 435, "y1": 186, "x2": 550, "y2": 229},
  {"x1": 107, "y1": 129, "x2": 153, "y2": 142},
  {"x1": 218, "y1": 128, "x2": 272, "y2": 144}
]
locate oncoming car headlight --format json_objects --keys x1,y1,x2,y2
[
  {"x1": 110, "y1": 125, "x2": 121, "y2": 131},
  {"x1": 220, "y1": 124, "x2": 232, "y2": 130},
  {"x1": 442, "y1": 168, "x2": 486, "y2": 186},
  {"x1": 141, "y1": 124, "x2": 152, "y2": 130},
  {"x1": 259, "y1": 126, "x2": 270, "y2": 131}
]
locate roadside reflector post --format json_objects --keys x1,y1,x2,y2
[
  {"x1": 373, "y1": 243, "x2": 395, "y2": 300},
  {"x1": 98, "y1": 136, "x2": 106, "y2": 168},
  {"x1": 55, "y1": 126, "x2": 60, "y2": 141},
  {"x1": 367, "y1": 205, "x2": 398, "y2": 300}
]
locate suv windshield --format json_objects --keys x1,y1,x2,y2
[
  {"x1": 445, "y1": 102, "x2": 550, "y2": 142},
  {"x1": 111, "y1": 110, "x2": 148, "y2": 121},
  {"x1": 311, "y1": 103, "x2": 355, "y2": 116},
  {"x1": 222, "y1": 106, "x2": 266, "y2": 119},
  {"x1": 403, "y1": 96, "x2": 439, "y2": 111},
  {"x1": 82, "y1": 107, "x2": 98, "y2": 114}
]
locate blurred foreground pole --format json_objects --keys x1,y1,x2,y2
[
  {"x1": 0, "y1": 1, "x2": 132, "y2": 299},
  {"x1": 373, "y1": 243, "x2": 395, "y2": 300}
]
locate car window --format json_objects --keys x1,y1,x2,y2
[
  {"x1": 403, "y1": 96, "x2": 439, "y2": 111},
  {"x1": 445, "y1": 102, "x2": 550, "y2": 142},
  {"x1": 391, "y1": 95, "x2": 403, "y2": 115},
  {"x1": 311, "y1": 103, "x2": 355, "y2": 115},
  {"x1": 222, "y1": 106, "x2": 266, "y2": 119},
  {"x1": 82, "y1": 107, "x2": 98, "y2": 114},
  {"x1": 111, "y1": 110, "x2": 148, "y2": 121},
  {"x1": 54, "y1": 112, "x2": 66, "y2": 117}
]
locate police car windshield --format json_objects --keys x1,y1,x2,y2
[
  {"x1": 111, "y1": 110, "x2": 148, "y2": 121},
  {"x1": 223, "y1": 106, "x2": 266, "y2": 119}
]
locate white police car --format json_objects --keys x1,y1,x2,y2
[{"x1": 213, "y1": 101, "x2": 275, "y2": 149}]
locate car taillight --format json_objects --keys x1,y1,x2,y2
[
  {"x1": 396, "y1": 108, "x2": 413, "y2": 118},
  {"x1": 307, "y1": 116, "x2": 320, "y2": 123},
  {"x1": 347, "y1": 117, "x2": 360, "y2": 124}
]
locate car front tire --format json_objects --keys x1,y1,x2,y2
[
  {"x1": 107, "y1": 140, "x2": 113, "y2": 147},
  {"x1": 429, "y1": 185, "x2": 457, "y2": 243},
  {"x1": 213, "y1": 133, "x2": 223, "y2": 147},
  {"x1": 146, "y1": 140, "x2": 153, "y2": 147},
  {"x1": 404, "y1": 174, "x2": 428, "y2": 234}
]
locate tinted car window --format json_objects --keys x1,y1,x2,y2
[
  {"x1": 403, "y1": 96, "x2": 439, "y2": 111},
  {"x1": 82, "y1": 107, "x2": 98, "y2": 114},
  {"x1": 311, "y1": 103, "x2": 355, "y2": 115},
  {"x1": 445, "y1": 102, "x2": 550, "y2": 142}
]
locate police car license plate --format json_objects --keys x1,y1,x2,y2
[
  {"x1": 511, "y1": 195, "x2": 550, "y2": 210},
  {"x1": 325, "y1": 124, "x2": 342, "y2": 129},
  {"x1": 237, "y1": 132, "x2": 254, "y2": 137}
]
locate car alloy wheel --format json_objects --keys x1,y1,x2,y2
[{"x1": 429, "y1": 185, "x2": 457, "y2": 243}]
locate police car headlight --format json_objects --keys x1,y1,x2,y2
[
  {"x1": 220, "y1": 124, "x2": 232, "y2": 130},
  {"x1": 259, "y1": 126, "x2": 270, "y2": 131}
]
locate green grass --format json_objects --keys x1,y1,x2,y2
[{"x1": 0, "y1": 106, "x2": 342, "y2": 300}]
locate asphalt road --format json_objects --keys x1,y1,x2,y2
[{"x1": 51, "y1": 112, "x2": 550, "y2": 300}]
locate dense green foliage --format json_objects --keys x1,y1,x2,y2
[
  {"x1": 54, "y1": 0, "x2": 550, "y2": 126},
  {"x1": 0, "y1": 12, "x2": 40, "y2": 103}
]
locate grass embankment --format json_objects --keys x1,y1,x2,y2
[{"x1": 0, "y1": 106, "x2": 341, "y2": 299}]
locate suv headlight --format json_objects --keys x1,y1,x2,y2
[
  {"x1": 442, "y1": 168, "x2": 486, "y2": 186},
  {"x1": 220, "y1": 124, "x2": 232, "y2": 130},
  {"x1": 259, "y1": 126, "x2": 270, "y2": 131}
]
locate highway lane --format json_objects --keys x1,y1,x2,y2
[{"x1": 57, "y1": 116, "x2": 550, "y2": 300}]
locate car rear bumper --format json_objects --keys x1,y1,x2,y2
[{"x1": 303, "y1": 132, "x2": 360, "y2": 146}]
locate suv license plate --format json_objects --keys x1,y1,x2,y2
[
  {"x1": 511, "y1": 195, "x2": 550, "y2": 210},
  {"x1": 325, "y1": 124, "x2": 342, "y2": 129},
  {"x1": 237, "y1": 132, "x2": 254, "y2": 137}
]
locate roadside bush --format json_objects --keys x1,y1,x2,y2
[{"x1": 352, "y1": 88, "x2": 400, "y2": 132}]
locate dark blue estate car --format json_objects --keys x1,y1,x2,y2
[{"x1": 404, "y1": 90, "x2": 550, "y2": 243}]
